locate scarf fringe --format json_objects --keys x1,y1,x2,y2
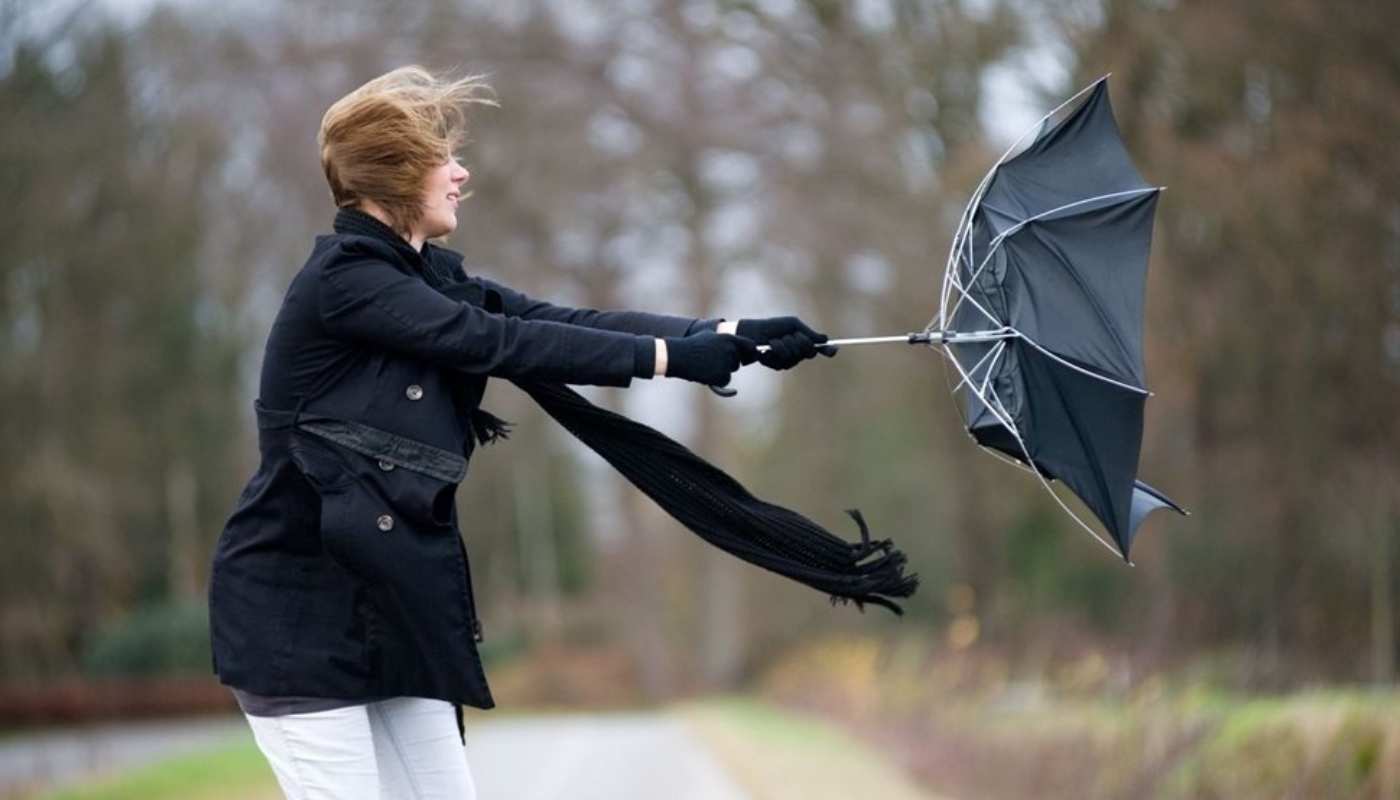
[{"x1": 469, "y1": 409, "x2": 513, "y2": 447}]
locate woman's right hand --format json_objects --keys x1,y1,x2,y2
[{"x1": 660, "y1": 332, "x2": 759, "y2": 387}]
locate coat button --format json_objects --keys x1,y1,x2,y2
[
  {"x1": 377, "y1": 459, "x2": 395, "y2": 471},
  {"x1": 405, "y1": 384, "x2": 423, "y2": 400},
  {"x1": 376, "y1": 514, "x2": 394, "y2": 532}
]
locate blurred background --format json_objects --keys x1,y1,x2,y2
[{"x1": 2, "y1": 0, "x2": 1398, "y2": 797}]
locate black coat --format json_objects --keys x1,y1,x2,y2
[{"x1": 208, "y1": 208, "x2": 716, "y2": 740}]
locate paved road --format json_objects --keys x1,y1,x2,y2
[
  {"x1": 467, "y1": 713, "x2": 749, "y2": 800},
  {"x1": 1, "y1": 711, "x2": 750, "y2": 799}
]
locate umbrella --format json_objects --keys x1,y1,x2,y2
[{"x1": 744, "y1": 76, "x2": 1186, "y2": 561}]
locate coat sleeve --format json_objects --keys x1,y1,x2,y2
[
  {"x1": 476, "y1": 276, "x2": 722, "y2": 338},
  {"x1": 318, "y1": 254, "x2": 653, "y2": 386}
]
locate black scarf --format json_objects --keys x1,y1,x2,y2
[{"x1": 333, "y1": 207, "x2": 919, "y2": 614}]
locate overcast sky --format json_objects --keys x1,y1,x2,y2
[{"x1": 39, "y1": 0, "x2": 1066, "y2": 146}]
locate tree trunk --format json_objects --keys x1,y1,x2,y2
[{"x1": 1372, "y1": 512, "x2": 1395, "y2": 685}]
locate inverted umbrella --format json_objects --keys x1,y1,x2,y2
[{"x1": 741, "y1": 77, "x2": 1186, "y2": 561}]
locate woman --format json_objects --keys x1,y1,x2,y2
[{"x1": 207, "y1": 65, "x2": 833, "y2": 798}]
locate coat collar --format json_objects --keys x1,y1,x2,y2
[
  {"x1": 333, "y1": 206, "x2": 428, "y2": 262},
  {"x1": 332, "y1": 206, "x2": 462, "y2": 288}
]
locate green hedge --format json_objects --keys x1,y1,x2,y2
[{"x1": 80, "y1": 601, "x2": 212, "y2": 678}]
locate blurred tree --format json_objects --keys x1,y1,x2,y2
[
  {"x1": 1059, "y1": 0, "x2": 1400, "y2": 683},
  {"x1": 0, "y1": 12, "x2": 241, "y2": 677}
]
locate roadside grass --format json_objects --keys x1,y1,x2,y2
[
  {"x1": 31, "y1": 734, "x2": 279, "y2": 800},
  {"x1": 756, "y1": 634, "x2": 1400, "y2": 800},
  {"x1": 1159, "y1": 690, "x2": 1400, "y2": 799},
  {"x1": 676, "y1": 695, "x2": 946, "y2": 800}
]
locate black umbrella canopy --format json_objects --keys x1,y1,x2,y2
[{"x1": 940, "y1": 78, "x2": 1185, "y2": 561}]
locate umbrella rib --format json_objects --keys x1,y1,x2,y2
[
  {"x1": 976, "y1": 341, "x2": 1008, "y2": 398},
  {"x1": 940, "y1": 183, "x2": 988, "y2": 329},
  {"x1": 949, "y1": 339, "x2": 1007, "y2": 394},
  {"x1": 941, "y1": 346, "x2": 1019, "y2": 436},
  {"x1": 940, "y1": 261, "x2": 1008, "y2": 333},
  {"x1": 978, "y1": 443, "x2": 1037, "y2": 475},
  {"x1": 941, "y1": 194, "x2": 995, "y2": 330}
]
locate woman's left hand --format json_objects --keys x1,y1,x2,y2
[{"x1": 730, "y1": 316, "x2": 839, "y2": 370}]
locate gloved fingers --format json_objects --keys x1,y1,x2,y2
[
  {"x1": 756, "y1": 338, "x2": 790, "y2": 369},
  {"x1": 773, "y1": 332, "x2": 818, "y2": 362},
  {"x1": 792, "y1": 318, "x2": 827, "y2": 343},
  {"x1": 730, "y1": 335, "x2": 760, "y2": 366},
  {"x1": 740, "y1": 315, "x2": 824, "y2": 345},
  {"x1": 770, "y1": 316, "x2": 827, "y2": 344},
  {"x1": 817, "y1": 343, "x2": 839, "y2": 358},
  {"x1": 715, "y1": 352, "x2": 737, "y2": 380},
  {"x1": 758, "y1": 333, "x2": 812, "y2": 370}
]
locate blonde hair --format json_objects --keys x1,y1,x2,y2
[{"x1": 317, "y1": 65, "x2": 497, "y2": 235}]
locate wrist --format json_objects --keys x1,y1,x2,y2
[
  {"x1": 717, "y1": 319, "x2": 740, "y2": 335},
  {"x1": 654, "y1": 337, "x2": 668, "y2": 377}
]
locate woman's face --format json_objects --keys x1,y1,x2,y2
[{"x1": 416, "y1": 155, "x2": 470, "y2": 241}]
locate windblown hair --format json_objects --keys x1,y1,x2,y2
[{"x1": 317, "y1": 65, "x2": 496, "y2": 236}]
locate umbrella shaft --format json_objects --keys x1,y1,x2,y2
[
  {"x1": 828, "y1": 335, "x2": 924, "y2": 347},
  {"x1": 753, "y1": 330, "x2": 1009, "y2": 352}
]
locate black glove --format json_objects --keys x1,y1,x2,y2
[
  {"x1": 664, "y1": 332, "x2": 759, "y2": 386},
  {"x1": 735, "y1": 316, "x2": 839, "y2": 370}
]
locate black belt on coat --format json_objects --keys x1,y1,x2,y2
[{"x1": 254, "y1": 398, "x2": 467, "y2": 483}]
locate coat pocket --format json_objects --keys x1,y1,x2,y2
[
  {"x1": 288, "y1": 416, "x2": 465, "y2": 580},
  {"x1": 294, "y1": 418, "x2": 464, "y2": 531},
  {"x1": 316, "y1": 478, "x2": 399, "y2": 584}
]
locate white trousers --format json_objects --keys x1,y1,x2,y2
[{"x1": 242, "y1": 696, "x2": 477, "y2": 800}]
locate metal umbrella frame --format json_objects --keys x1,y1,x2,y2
[{"x1": 774, "y1": 75, "x2": 1184, "y2": 561}]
